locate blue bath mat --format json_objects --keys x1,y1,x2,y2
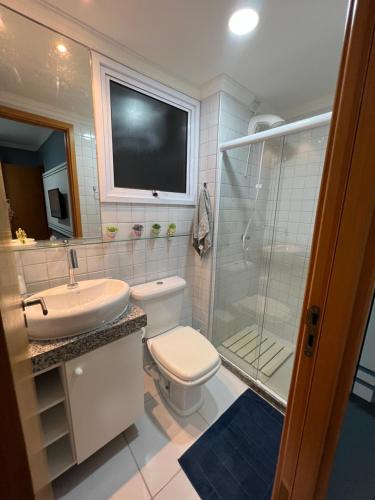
[{"x1": 179, "y1": 389, "x2": 284, "y2": 500}]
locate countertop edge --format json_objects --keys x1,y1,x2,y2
[{"x1": 29, "y1": 304, "x2": 147, "y2": 373}]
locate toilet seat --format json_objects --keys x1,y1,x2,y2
[{"x1": 148, "y1": 326, "x2": 221, "y2": 385}]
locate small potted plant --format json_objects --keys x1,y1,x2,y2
[
  {"x1": 105, "y1": 225, "x2": 119, "y2": 240},
  {"x1": 167, "y1": 223, "x2": 176, "y2": 237},
  {"x1": 15, "y1": 228, "x2": 28, "y2": 244},
  {"x1": 151, "y1": 223, "x2": 161, "y2": 237},
  {"x1": 132, "y1": 224, "x2": 144, "y2": 238}
]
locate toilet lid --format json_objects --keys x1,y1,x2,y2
[{"x1": 148, "y1": 326, "x2": 220, "y2": 382}]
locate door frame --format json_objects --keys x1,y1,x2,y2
[
  {"x1": 272, "y1": 0, "x2": 375, "y2": 498},
  {"x1": 0, "y1": 104, "x2": 82, "y2": 237}
]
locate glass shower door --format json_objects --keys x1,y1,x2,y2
[
  {"x1": 257, "y1": 125, "x2": 329, "y2": 400},
  {"x1": 212, "y1": 124, "x2": 329, "y2": 403},
  {"x1": 212, "y1": 137, "x2": 284, "y2": 383}
]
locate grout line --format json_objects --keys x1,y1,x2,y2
[
  {"x1": 123, "y1": 431, "x2": 154, "y2": 499},
  {"x1": 152, "y1": 469, "x2": 181, "y2": 499}
]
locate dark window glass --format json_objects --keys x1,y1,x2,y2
[{"x1": 110, "y1": 80, "x2": 188, "y2": 193}]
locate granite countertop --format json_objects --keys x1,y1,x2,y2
[{"x1": 28, "y1": 303, "x2": 147, "y2": 373}]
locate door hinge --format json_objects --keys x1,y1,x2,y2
[{"x1": 304, "y1": 305, "x2": 320, "y2": 357}]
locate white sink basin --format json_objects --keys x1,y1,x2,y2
[{"x1": 26, "y1": 279, "x2": 130, "y2": 340}]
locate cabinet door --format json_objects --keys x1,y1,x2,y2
[{"x1": 65, "y1": 333, "x2": 143, "y2": 463}]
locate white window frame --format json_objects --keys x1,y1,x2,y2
[{"x1": 91, "y1": 52, "x2": 200, "y2": 205}]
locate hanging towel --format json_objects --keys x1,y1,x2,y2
[{"x1": 192, "y1": 186, "x2": 212, "y2": 257}]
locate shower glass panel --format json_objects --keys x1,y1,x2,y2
[
  {"x1": 212, "y1": 124, "x2": 329, "y2": 403},
  {"x1": 212, "y1": 138, "x2": 284, "y2": 381}
]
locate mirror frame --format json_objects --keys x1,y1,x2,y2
[{"x1": 0, "y1": 104, "x2": 82, "y2": 238}]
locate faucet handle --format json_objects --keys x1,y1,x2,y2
[{"x1": 22, "y1": 297, "x2": 48, "y2": 316}]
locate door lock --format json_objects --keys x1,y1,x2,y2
[{"x1": 304, "y1": 305, "x2": 320, "y2": 357}]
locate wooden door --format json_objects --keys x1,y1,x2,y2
[
  {"x1": 1, "y1": 163, "x2": 50, "y2": 239},
  {"x1": 272, "y1": 0, "x2": 375, "y2": 498}
]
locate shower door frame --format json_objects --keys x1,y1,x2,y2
[{"x1": 210, "y1": 112, "x2": 331, "y2": 405}]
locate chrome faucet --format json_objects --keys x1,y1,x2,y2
[
  {"x1": 66, "y1": 244, "x2": 79, "y2": 289},
  {"x1": 22, "y1": 297, "x2": 48, "y2": 315}
]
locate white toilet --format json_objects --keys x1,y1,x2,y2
[{"x1": 131, "y1": 276, "x2": 221, "y2": 416}]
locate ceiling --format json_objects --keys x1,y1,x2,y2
[
  {"x1": 0, "y1": 5, "x2": 93, "y2": 119},
  {"x1": 39, "y1": 0, "x2": 349, "y2": 116},
  {"x1": 0, "y1": 117, "x2": 53, "y2": 151}
]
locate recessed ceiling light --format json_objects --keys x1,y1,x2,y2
[
  {"x1": 56, "y1": 43, "x2": 68, "y2": 54},
  {"x1": 229, "y1": 8, "x2": 259, "y2": 36}
]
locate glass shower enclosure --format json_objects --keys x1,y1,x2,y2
[{"x1": 211, "y1": 113, "x2": 330, "y2": 403}]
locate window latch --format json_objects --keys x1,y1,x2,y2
[
  {"x1": 304, "y1": 305, "x2": 320, "y2": 357},
  {"x1": 152, "y1": 190, "x2": 158, "y2": 198}
]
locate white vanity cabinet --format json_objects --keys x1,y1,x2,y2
[{"x1": 64, "y1": 333, "x2": 143, "y2": 463}]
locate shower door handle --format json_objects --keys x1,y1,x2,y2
[{"x1": 304, "y1": 305, "x2": 320, "y2": 357}]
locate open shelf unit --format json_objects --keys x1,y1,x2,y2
[
  {"x1": 34, "y1": 366, "x2": 76, "y2": 480},
  {"x1": 47, "y1": 435, "x2": 75, "y2": 481},
  {"x1": 40, "y1": 403, "x2": 70, "y2": 447},
  {"x1": 35, "y1": 369, "x2": 65, "y2": 413}
]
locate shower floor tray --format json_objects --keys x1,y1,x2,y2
[{"x1": 218, "y1": 325, "x2": 294, "y2": 382}]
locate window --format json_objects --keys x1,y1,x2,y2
[
  {"x1": 92, "y1": 53, "x2": 199, "y2": 204},
  {"x1": 110, "y1": 81, "x2": 188, "y2": 193}
]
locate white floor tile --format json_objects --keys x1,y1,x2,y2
[
  {"x1": 125, "y1": 394, "x2": 208, "y2": 497},
  {"x1": 53, "y1": 435, "x2": 150, "y2": 500},
  {"x1": 199, "y1": 365, "x2": 248, "y2": 425},
  {"x1": 54, "y1": 366, "x2": 248, "y2": 499},
  {"x1": 155, "y1": 471, "x2": 200, "y2": 500}
]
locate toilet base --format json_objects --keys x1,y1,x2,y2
[{"x1": 157, "y1": 372, "x2": 203, "y2": 417}]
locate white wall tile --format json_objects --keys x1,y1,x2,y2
[
  {"x1": 21, "y1": 250, "x2": 46, "y2": 266},
  {"x1": 23, "y1": 263, "x2": 49, "y2": 283},
  {"x1": 47, "y1": 260, "x2": 68, "y2": 279},
  {"x1": 87, "y1": 255, "x2": 105, "y2": 273}
]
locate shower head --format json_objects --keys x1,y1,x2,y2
[
  {"x1": 248, "y1": 114, "x2": 285, "y2": 135},
  {"x1": 243, "y1": 113, "x2": 286, "y2": 178}
]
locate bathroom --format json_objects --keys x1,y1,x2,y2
[{"x1": 1, "y1": 1, "x2": 374, "y2": 499}]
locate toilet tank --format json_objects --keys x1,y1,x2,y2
[{"x1": 131, "y1": 276, "x2": 186, "y2": 339}]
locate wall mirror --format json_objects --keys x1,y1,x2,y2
[{"x1": 0, "y1": 5, "x2": 101, "y2": 245}]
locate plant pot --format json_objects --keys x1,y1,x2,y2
[
  {"x1": 132, "y1": 225, "x2": 144, "y2": 238},
  {"x1": 106, "y1": 231, "x2": 118, "y2": 240},
  {"x1": 151, "y1": 228, "x2": 161, "y2": 237}
]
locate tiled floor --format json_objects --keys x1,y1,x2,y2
[{"x1": 53, "y1": 366, "x2": 248, "y2": 500}]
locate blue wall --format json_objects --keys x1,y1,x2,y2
[
  {"x1": 37, "y1": 130, "x2": 66, "y2": 171},
  {"x1": 0, "y1": 130, "x2": 66, "y2": 171},
  {"x1": 0, "y1": 146, "x2": 40, "y2": 166}
]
